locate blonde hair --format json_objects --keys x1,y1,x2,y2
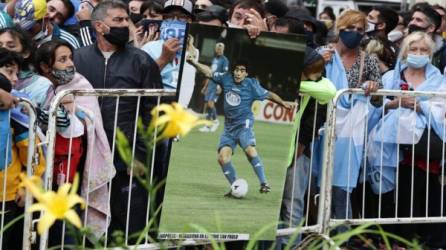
[
  {"x1": 216, "y1": 42, "x2": 225, "y2": 48},
  {"x1": 399, "y1": 31, "x2": 435, "y2": 61},
  {"x1": 335, "y1": 9, "x2": 367, "y2": 33}
]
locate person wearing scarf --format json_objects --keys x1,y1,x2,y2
[
  {"x1": 367, "y1": 31, "x2": 446, "y2": 248},
  {"x1": 317, "y1": 9, "x2": 382, "y2": 223},
  {"x1": 35, "y1": 40, "x2": 115, "y2": 243}
]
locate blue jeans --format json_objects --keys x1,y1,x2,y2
[
  {"x1": 331, "y1": 186, "x2": 352, "y2": 233},
  {"x1": 276, "y1": 155, "x2": 311, "y2": 249}
]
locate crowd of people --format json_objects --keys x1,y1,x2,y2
[{"x1": 0, "y1": 0, "x2": 445, "y2": 248}]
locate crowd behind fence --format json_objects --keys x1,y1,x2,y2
[{"x1": 2, "y1": 88, "x2": 446, "y2": 249}]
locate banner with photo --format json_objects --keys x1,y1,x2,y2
[{"x1": 160, "y1": 23, "x2": 305, "y2": 241}]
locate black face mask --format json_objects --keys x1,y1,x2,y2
[
  {"x1": 408, "y1": 24, "x2": 428, "y2": 34},
  {"x1": 130, "y1": 12, "x2": 143, "y2": 24},
  {"x1": 103, "y1": 26, "x2": 129, "y2": 47}
]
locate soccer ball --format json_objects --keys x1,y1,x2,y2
[{"x1": 231, "y1": 179, "x2": 248, "y2": 198}]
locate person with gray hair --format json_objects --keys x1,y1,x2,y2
[
  {"x1": 73, "y1": 0, "x2": 163, "y2": 241},
  {"x1": 199, "y1": 42, "x2": 229, "y2": 132},
  {"x1": 369, "y1": 31, "x2": 446, "y2": 248}
]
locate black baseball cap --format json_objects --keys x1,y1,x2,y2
[
  {"x1": 163, "y1": 0, "x2": 194, "y2": 18},
  {"x1": 196, "y1": 5, "x2": 228, "y2": 24}
]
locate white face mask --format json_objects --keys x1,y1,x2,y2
[
  {"x1": 387, "y1": 30, "x2": 404, "y2": 42},
  {"x1": 32, "y1": 20, "x2": 48, "y2": 41},
  {"x1": 366, "y1": 20, "x2": 376, "y2": 33}
]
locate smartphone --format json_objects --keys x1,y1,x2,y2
[{"x1": 138, "y1": 19, "x2": 163, "y2": 33}]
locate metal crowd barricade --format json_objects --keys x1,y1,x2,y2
[
  {"x1": 276, "y1": 94, "x2": 326, "y2": 238},
  {"x1": 320, "y1": 88, "x2": 446, "y2": 236},
  {"x1": 0, "y1": 98, "x2": 39, "y2": 250},
  {"x1": 40, "y1": 89, "x2": 175, "y2": 250},
  {"x1": 37, "y1": 87, "x2": 446, "y2": 249}
]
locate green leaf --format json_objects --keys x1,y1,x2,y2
[{"x1": 116, "y1": 129, "x2": 133, "y2": 167}]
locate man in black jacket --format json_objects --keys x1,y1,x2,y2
[{"x1": 73, "y1": 0, "x2": 163, "y2": 242}]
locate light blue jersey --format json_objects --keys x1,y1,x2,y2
[
  {"x1": 214, "y1": 72, "x2": 270, "y2": 185},
  {"x1": 206, "y1": 55, "x2": 229, "y2": 102},
  {"x1": 212, "y1": 72, "x2": 270, "y2": 129},
  {"x1": 211, "y1": 55, "x2": 229, "y2": 73}
]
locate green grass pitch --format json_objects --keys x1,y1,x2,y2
[{"x1": 159, "y1": 116, "x2": 294, "y2": 240}]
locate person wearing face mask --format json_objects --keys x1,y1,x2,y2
[
  {"x1": 318, "y1": 9, "x2": 336, "y2": 43},
  {"x1": 131, "y1": 0, "x2": 164, "y2": 48},
  {"x1": 128, "y1": 0, "x2": 144, "y2": 24},
  {"x1": 368, "y1": 32, "x2": 446, "y2": 249},
  {"x1": 408, "y1": 3, "x2": 446, "y2": 72},
  {"x1": 11, "y1": 0, "x2": 83, "y2": 49},
  {"x1": 362, "y1": 7, "x2": 399, "y2": 74},
  {"x1": 141, "y1": 0, "x2": 194, "y2": 90},
  {"x1": 284, "y1": 9, "x2": 323, "y2": 48},
  {"x1": 318, "y1": 9, "x2": 382, "y2": 225},
  {"x1": 35, "y1": 39, "x2": 116, "y2": 246},
  {"x1": 387, "y1": 13, "x2": 406, "y2": 47},
  {"x1": 73, "y1": 0, "x2": 163, "y2": 240},
  {"x1": 433, "y1": 4, "x2": 446, "y2": 74}
]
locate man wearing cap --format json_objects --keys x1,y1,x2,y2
[
  {"x1": 197, "y1": 5, "x2": 227, "y2": 27},
  {"x1": 264, "y1": 0, "x2": 288, "y2": 30},
  {"x1": 284, "y1": 9, "x2": 320, "y2": 48},
  {"x1": 141, "y1": 0, "x2": 193, "y2": 90},
  {"x1": 73, "y1": 0, "x2": 163, "y2": 239}
]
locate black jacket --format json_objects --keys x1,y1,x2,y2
[{"x1": 73, "y1": 43, "x2": 163, "y2": 170}]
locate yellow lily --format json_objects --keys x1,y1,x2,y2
[
  {"x1": 20, "y1": 173, "x2": 85, "y2": 234},
  {"x1": 150, "y1": 102, "x2": 211, "y2": 140}
]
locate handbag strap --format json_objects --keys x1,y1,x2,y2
[{"x1": 358, "y1": 51, "x2": 365, "y2": 86}]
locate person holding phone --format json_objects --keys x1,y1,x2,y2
[{"x1": 141, "y1": 0, "x2": 194, "y2": 90}]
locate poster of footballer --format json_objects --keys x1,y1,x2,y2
[{"x1": 160, "y1": 23, "x2": 305, "y2": 240}]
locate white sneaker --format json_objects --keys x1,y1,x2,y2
[
  {"x1": 210, "y1": 119, "x2": 220, "y2": 132},
  {"x1": 199, "y1": 126, "x2": 211, "y2": 132}
]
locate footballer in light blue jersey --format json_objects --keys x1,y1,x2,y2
[
  {"x1": 201, "y1": 43, "x2": 229, "y2": 132},
  {"x1": 188, "y1": 56, "x2": 291, "y2": 195},
  {"x1": 205, "y1": 54, "x2": 229, "y2": 102}
]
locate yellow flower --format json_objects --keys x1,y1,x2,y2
[
  {"x1": 151, "y1": 102, "x2": 211, "y2": 139},
  {"x1": 20, "y1": 173, "x2": 85, "y2": 234}
]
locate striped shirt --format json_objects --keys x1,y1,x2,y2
[
  {"x1": 0, "y1": 10, "x2": 13, "y2": 29},
  {"x1": 55, "y1": 25, "x2": 81, "y2": 49},
  {"x1": 35, "y1": 24, "x2": 81, "y2": 49}
]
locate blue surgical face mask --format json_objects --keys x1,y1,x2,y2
[
  {"x1": 406, "y1": 54, "x2": 430, "y2": 69},
  {"x1": 339, "y1": 30, "x2": 364, "y2": 49}
]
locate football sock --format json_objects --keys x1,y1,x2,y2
[
  {"x1": 250, "y1": 156, "x2": 267, "y2": 184},
  {"x1": 210, "y1": 107, "x2": 217, "y2": 120},
  {"x1": 222, "y1": 162, "x2": 237, "y2": 184},
  {"x1": 206, "y1": 107, "x2": 212, "y2": 120}
]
